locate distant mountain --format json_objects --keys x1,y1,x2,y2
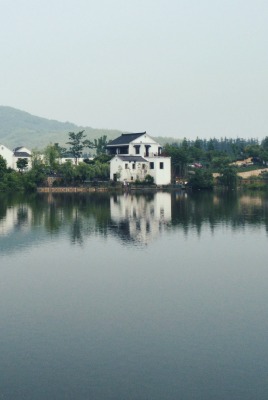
[
  {"x1": 0, "y1": 106, "x2": 123, "y2": 150},
  {"x1": 0, "y1": 106, "x2": 181, "y2": 150}
]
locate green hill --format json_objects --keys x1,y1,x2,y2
[
  {"x1": 0, "y1": 106, "x2": 182, "y2": 150},
  {"x1": 0, "y1": 106, "x2": 122, "y2": 150}
]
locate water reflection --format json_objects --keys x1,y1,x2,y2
[
  {"x1": 110, "y1": 192, "x2": 171, "y2": 244},
  {"x1": 171, "y1": 190, "x2": 268, "y2": 234},
  {"x1": 0, "y1": 191, "x2": 268, "y2": 253}
]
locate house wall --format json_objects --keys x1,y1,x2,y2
[
  {"x1": 110, "y1": 156, "x2": 149, "y2": 182},
  {"x1": 146, "y1": 156, "x2": 171, "y2": 185},
  {"x1": 0, "y1": 145, "x2": 14, "y2": 168},
  {"x1": 129, "y1": 134, "x2": 161, "y2": 157},
  {"x1": 110, "y1": 155, "x2": 171, "y2": 185}
]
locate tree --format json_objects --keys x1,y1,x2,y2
[
  {"x1": 244, "y1": 144, "x2": 260, "y2": 158},
  {"x1": 44, "y1": 144, "x2": 60, "y2": 171},
  {"x1": 54, "y1": 143, "x2": 67, "y2": 157},
  {"x1": 188, "y1": 169, "x2": 213, "y2": 190},
  {"x1": 58, "y1": 161, "x2": 75, "y2": 185},
  {"x1": 211, "y1": 156, "x2": 231, "y2": 171},
  {"x1": 84, "y1": 135, "x2": 109, "y2": 155},
  {"x1": 66, "y1": 131, "x2": 87, "y2": 164},
  {"x1": 16, "y1": 158, "x2": 28, "y2": 172},
  {"x1": 76, "y1": 163, "x2": 93, "y2": 183},
  {"x1": 261, "y1": 136, "x2": 268, "y2": 151},
  {"x1": 164, "y1": 144, "x2": 189, "y2": 179},
  {"x1": 31, "y1": 149, "x2": 43, "y2": 168},
  {"x1": 0, "y1": 155, "x2": 7, "y2": 177},
  {"x1": 217, "y1": 166, "x2": 237, "y2": 188},
  {"x1": 144, "y1": 174, "x2": 154, "y2": 185}
]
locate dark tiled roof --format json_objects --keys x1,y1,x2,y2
[
  {"x1": 117, "y1": 155, "x2": 147, "y2": 162},
  {"x1": 14, "y1": 146, "x2": 23, "y2": 152},
  {"x1": 14, "y1": 152, "x2": 31, "y2": 157},
  {"x1": 107, "y1": 132, "x2": 146, "y2": 146}
]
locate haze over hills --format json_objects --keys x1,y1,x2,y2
[{"x1": 0, "y1": 106, "x2": 181, "y2": 150}]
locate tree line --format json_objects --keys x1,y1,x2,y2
[
  {"x1": 163, "y1": 136, "x2": 268, "y2": 189},
  {"x1": 0, "y1": 131, "x2": 112, "y2": 191}
]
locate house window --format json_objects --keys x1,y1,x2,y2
[
  {"x1": 160, "y1": 162, "x2": 164, "y2": 169},
  {"x1": 125, "y1": 163, "x2": 128, "y2": 169},
  {"x1": 132, "y1": 163, "x2": 136, "y2": 169},
  {"x1": 142, "y1": 164, "x2": 145, "y2": 169},
  {"x1": 134, "y1": 145, "x2": 140, "y2": 155},
  {"x1": 150, "y1": 162, "x2": 154, "y2": 169}
]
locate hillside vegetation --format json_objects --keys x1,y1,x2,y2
[
  {"x1": 0, "y1": 106, "x2": 122, "y2": 149},
  {"x1": 0, "y1": 106, "x2": 182, "y2": 150}
]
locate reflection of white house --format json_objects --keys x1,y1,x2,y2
[
  {"x1": 110, "y1": 192, "x2": 171, "y2": 244},
  {"x1": 0, "y1": 205, "x2": 32, "y2": 236},
  {"x1": 0, "y1": 145, "x2": 32, "y2": 170},
  {"x1": 107, "y1": 132, "x2": 171, "y2": 185}
]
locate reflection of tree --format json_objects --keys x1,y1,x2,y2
[
  {"x1": 1, "y1": 191, "x2": 268, "y2": 249},
  {"x1": 44, "y1": 203, "x2": 62, "y2": 233},
  {"x1": 171, "y1": 191, "x2": 268, "y2": 234},
  {"x1": 70, "y1": 209, "x2": 83, "y2": 245},
  {"x1": 16, "y1": 206, "x2": 28, "y2": 230}
]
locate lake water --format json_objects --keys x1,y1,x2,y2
[{"x1": 0, "y1": 190, "x2": 268, "y2": 400}]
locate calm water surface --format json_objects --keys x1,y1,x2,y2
[{"x1": 0, "y1": 191, "x2": 268, "y2": 400}]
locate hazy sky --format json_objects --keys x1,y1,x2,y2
[{"x1": 1, "y1": 0, "x2": 267, "y2": 139}]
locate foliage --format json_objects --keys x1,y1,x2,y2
[
  {"x1": 66, "y1": 131, "x2": 87, "y2": 163},
  {"x1": 211, "y1": 156, "x2": 231, "y2": 171},
  {"x1": 217, "y1": 166, "x2": 237, "y2": 188},
  {"x1": 44, "y1": 144, "x2": 60, "y2": 170},
  {"x1": 92, "y1": 153, "x2": 112, "y2": 163},
  {"x1": 30, "y1": 149, "x2": 42, "y2": 168},
  {"x1": 0, "y1": 106, "x2": 122, "y2": 149},
  {"x1": 243, "y1": 181, "x2": 267, "y2": 191},
  {"x1": 134, "y1": 174, "x2": 154, "y2": 186},
  {"x1": 58, "y1": 161, "x2": 75, "y2": 185},
  {"x1": 84, "y1": 135, "x2": 110, "y2": 155},
  {"x1": 188, "y1": 169, "x2": 213, "y2": 190},
  {"x1": 16, "y1": 158, "x2": 28, "y2": 172},
  {"x1": 23, "y1": 164, "x2": 47, "y2": 191},
  {"x1": 163, "y1": 144, "x2": 189, "y2": 179},
  {"x1": 0, "y1": 167, "x2": 26, "y2": 191},
  {"x1": 0, "y1": 155, "x2": 7, "y2": 176},
  {"x1": 144, "y1": 174, "x2": 154, "y2": 185}
]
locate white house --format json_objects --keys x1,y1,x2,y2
[
  {"x1": 107, "y1": 132, "x2": 171, "y2": 185},
  {"x1": 13, "y1": 146, "x2": 32, "y2": 170},
  {"x1": 0, "y1": 145, "x2": 14, "y2": 169},
  {"x1": 0, "y1": 145, "x2": 32, "y2": 170}
]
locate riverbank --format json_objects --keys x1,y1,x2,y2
[{"x1": 37, "y1": 183, "x2": 186, "y2": 193}]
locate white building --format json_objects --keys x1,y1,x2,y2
[
  {"x1": 13, "y1": 146, "x2": 32, "y2": 170},
  {"x1": 0, "y1": 145, "x2": 14, "y2": 169},
  {"x1": 107, "y1": 132, "x2": 171, "y2": 185},
  {"x1": 0, "y1": 145, "x2": 32, "y2": 170}
]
